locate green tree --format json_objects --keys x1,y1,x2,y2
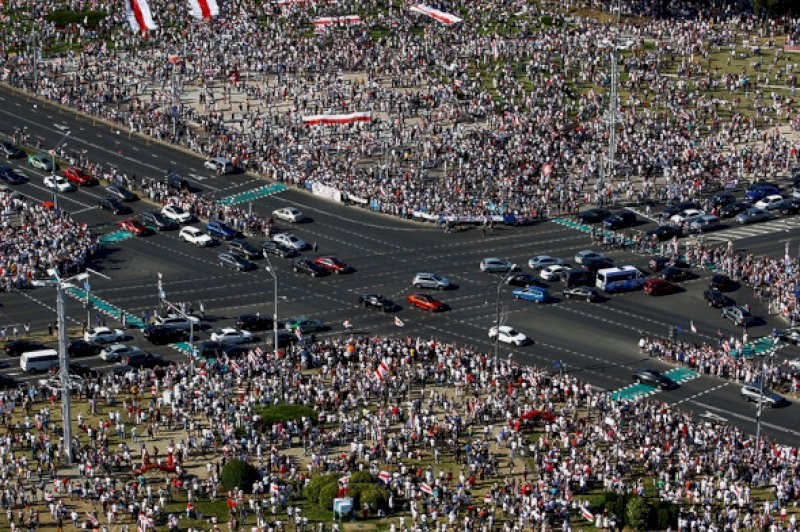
[
  {"x1": 625, "y1": 496, "x2": 651, "y2": 531},
  {"x1": 318, "y1": 482, "x2": 340, "y2": 510},
  {"x1": 220, "y1": 460, "x2": 261, "y2": 494},
  {"x1": 303, "y1": 473, "x2": 340, "y2": 503}
]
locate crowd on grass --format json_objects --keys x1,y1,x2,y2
[
  {"x1": 0, "y1": 335, "x2": 799, "y2": 530},
  {"x1": 3, "y1": 1, "x2": 800, "y2": 220},
  {"x1": 0, "y1": 191, "x2": 97, "y2": 291}
]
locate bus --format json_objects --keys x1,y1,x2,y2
[
  {"x1": 596, "y1": 266, "x2": 645, "y2": 293},
  {"x1": 20, "y1": 349, "x2": 60, "y2": 373}
]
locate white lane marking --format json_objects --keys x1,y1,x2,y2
[
  {"x1": 73, "y1": 206, "x2": 99, "y2": 214},
  {"x1": 688, "y1": 400, "x2": 800, "y2": 437}
]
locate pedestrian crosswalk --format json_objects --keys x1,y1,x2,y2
[{"x1": 701, "y1": 218, "x2": 800, "y2": 242}]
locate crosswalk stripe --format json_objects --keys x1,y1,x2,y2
[{"x1": 702, "y1": 218, "x2": 800, "y2": 242}]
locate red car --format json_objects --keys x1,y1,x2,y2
[
  {"x1": 407, "y1": 293, "x2": 444, "y2": 312},
  {"x1": 643, "y1": 279, "x2": 679, "y2": 296},
  {"x1": 313, "y1": 256, "x2": 351, "y2": 274},
  {"x1": 117, "y1": 218, "x2": 148, "y2": 236},
  {"x1": 63, "y1": 166, "x2": 98, "y2": 186}
]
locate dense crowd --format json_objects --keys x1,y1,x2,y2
[
  {"x1": 2, "y1": 1, "x2": 800, "y2": 220},
  {"x1": 0, "y1": 191, "x2": 97, "y2": 291}
]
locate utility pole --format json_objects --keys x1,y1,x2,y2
[{"x1": 55, "y1": 275, "x2": 72, "y2": 464}]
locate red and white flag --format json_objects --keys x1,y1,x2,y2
[
  {"x1": 229, "y1": 360, "x2": 240, "y2": 374},
  {"x1": 690, "y1": 320, "x2": 697, "y2": 334},
  {"x1": 295, "y1": 327, "x2": 303, "y2": 341},
  {"x1": 302, "y1": 112, "x2": 371, "y2": 126},
  {"x1": 342, "y1": 319, "x2": 352, "y2": 330},
  {"x1": 373, "y1": 358, "x2": 390, "y2": 381},
  {"x1": 311, "y1": 15, "x2": 361, "y2": 27},
  {"x1": 167, "y1": 54, "x2": 180, "y2": 63},
  {"x1": 420, "y1": 482, "x2": 434, "y2": 496},
  {"x1": 338, "y1": 475, "x2": 350, "y2": 486},
  {"x1": 581, "y1": 507, "x2": 595, "y2": 521},
  {"x1": 187, "y1": 0, "x2": 219, "y2": 20},
  {"x1": 394, "y1": 316, "x2": 405, "y2": 327},
  {"x1": 270, "y1": 483, "x2": 280, "y2": 495},
  {"x1": 126, "y1": 0, "x2": 158, "y2": 33},
  {"x1": 378, "y1": 471, "x2": 391, "y2": 484},
  {"x1": 409, "y1": 4, "x2": 462, "y2": 25}
]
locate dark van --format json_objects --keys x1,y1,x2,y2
[
  {"x1": 561, "y1": 268, "x2": 595, "y2": 288},
  {"x1": 166, "y1": 171, "x2": 190, "y2": 190}
]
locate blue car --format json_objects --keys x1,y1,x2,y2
[
  {"x1": 206, "y1": 220, "x2": 239, "y2": 240},
  {"x1": 512, "y1": 286, "x2": 550, "y2": 303},
  {"x1": 0, "y1": 165, "x2": 25, "y2": 184},
  {"x1": 744, "y1": 185, "x2": 779, "y2": 202}
]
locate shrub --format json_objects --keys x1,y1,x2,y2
[
  {"x1": 45, "y1": 10, "x2": 106, "y2": 28},
  {"x1": 318, "y1": 482, "x2": 339, "y2": 510},
  {"x1": 625, "y1": 496, "x2": 651, "y2": 531},
  {"x1": 220, "y1": 460, "x2": 260, "y2": 494},
  {"x1": 255, "y1": 404, "x2": 317, "y2": 426},
  {"x1": 349, "y1": 471, "x2": 372, "y2": 485},
  {"x1": 347, "y1": 483, "x2": 368, "y2": 507},
  {"x1": 649, "y1": 500, "x2": 678, "y2": 529},
  {"x1": 360, "y1": 485, "x2": 389, "y2": 511},
  {"x1": 604, "y1": 492, "x2": 629, "y2": 522},
  {"x1": 303, "y1": 473, "x2": 339, "y2": 503}
]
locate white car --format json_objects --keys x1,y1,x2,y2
[
  {"x1": 99, "y1": 343, "x2": 143, "y2": 362},
  {"x1": 540, "y1": 264, "x2": 569, "y2": 281},
  {"x1": 44, "y1": 175, "x2": 74, "y2": 192},
  {"x1": 38, "y1": 375, "x2": 85, "y2": 391},
  {"x1": 528, "y1": 255, "x2": 564, "y2": 270},
  {"x1": 273, "y1": 207, "x2": 305, "y2": 223},
  {"x1": 754, "y1": 194, "x2": 783, "y2": 210},
  {"x1": 179, "y1": 226, "x2": 214, "y2": 246},
  {"x1": 480, "y1": 258, "x2": 518, "y2": 273},
  {"x1": 204, "y1": 157, "x2": 234, "y2": 174},
  {"x1": 210, "y1": 327, "x2": 253, "y2": 345},
  {"x1": 488, "y1": 325, "x2": 528, "y2": 346},
  {"x1": 787, "y1": 358, "x2": 800, "y2": 370},
  {"x1": 669, "y1": 209, "x2": 704, "y2": 225},
  {"x1": 273, "y1": 233, "x2": 308, "y2": 251},
  {"x1": 162, "y1": 205, "x2": 193, "y2": 223},
  {"x1": 84, "y1": 326, "x2": 125, "y2": 344}
]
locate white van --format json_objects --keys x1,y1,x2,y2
[{"x1": 20, "y1": 349, "x2": 60, "y2": 373}]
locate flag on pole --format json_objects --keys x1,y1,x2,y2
[
  {"x1": 342, "y1": 319, "x2": 352, "y2": 330},
  {"x1": 295, "y1": 327, "x2": 303, "y2": 341},
  {"x1": 338, "y1": 475, "x2": 350, "y2": 487},
  {"x1": 270, "y1": 483, "x2": 280, "y2": 495},
  {"x1": 394, "y1": 316, "x2": 405, "y2": 327},
  {"x1": 690, "y1": 320, "x2": 697, "y2": 334},
  {"x1": 125, "y1": 0, "x2": 158, "y2": 33},
  {"x1": 581, "y1": 507, "x2": 595, "y2": 521},
  {"x1": 187, "y1": 0, "x2": 219, "y2": 20},
  {"x1": 420, "y1": 482, "x2": 434, "y2": 495},
  {"x1": 378, "y1": 471, "x2": 391, "y2": 484}
]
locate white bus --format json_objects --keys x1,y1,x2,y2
[
  {"x1": 20, "y1": 349, "x2": 60, "y2": 373},
  {"x1": 596, "y1": 266, "x2": 645, "y2": 293}
]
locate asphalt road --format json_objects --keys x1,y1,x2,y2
[{"x1": 1, "y1": 85, "x2": 799, "y2": 445}]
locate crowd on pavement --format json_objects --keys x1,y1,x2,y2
[
  {"x1": 0, "y1": 191, "x2": 97, "y2": 291},
  {"x1": 3, "y1": 1, "x2": 800, "y2": 220}
]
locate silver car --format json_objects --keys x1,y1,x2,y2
[
  {"x1": 735, "y1": 207, "x2": 770, "y2": 225},
  {"x1": 412, "y1": 272, "x2": 451, "y2": 290},
  {"x1": 740, "y1": 384, "x2": 785, "y2": 407},
  {"x1": 479, "y1": 258, "x2": 519, "y2": 273}
]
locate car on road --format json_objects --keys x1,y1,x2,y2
[
  {"x1": 359, "y1": 294, "x2": 396, "y2": 312},
  {"x1": 412, "y1": 272, "x2": 451, "y2": 290},
  {"x1": 562, "y1": 286, "x2": 600, "y2": 302},
  {"x1": 204, "y1": 157, "x2": 234, "y2": 174},
  {"x1": 236, "y1": 314, "x2": 273, "y2": 331},
  {"x1": 721, "y1": 305, "x2": 755, "y2": 326},
  {"x1": 580, "y1": 256, "x2": 614, "y2": 273},
  {"x1": 659, "y1": 266, "x2": 693, "y2": 282},
  {"x1": 165, "y1": 171, "x2": 190, "y2": 190},
  {"x1": 527, "y1": 255, "x2": 564, "y2": 271},
  {"x1": 709, "y1": 274, "x2": 735, "y2": 291},
  {"x1": 141, "y1": 211, "x2": 178, "y2": 231},
  {"x1": 125, "y1": 352, "x2": 169, "y2": 369},
  {"x1": 210, "y1": 327, "x2": 253, "y2": 344},
  {"x1": 67, "y1": 339, "x2": 101, "y2": 358},
  {"x1": 161, "y1": 204, "x2": 193, "y2": 223},
  {"x1": 265, "y1": 330, "x2": 309, "y2": 348},
  {"x1": 754, "y1": 194, "x2": 784, "y2": 210},
  {"x1": 67, "y1": 362, "x2": 100, "y2": 379},
  {"x1": 0, "y1": 374, "x2": 22, "y2": 390},
  {"x1": 703, "y1": 288, "x2": 732, "y2": 308},
  {"x1": 100, "y1": 343, "x2": 144, "y2": 362},
  {"x1": 512, "y1": 286, "x2": 550, "y2": 303},
  {"x1": 576, "y1": 208, "x2": 610, "y2": 224},
  {"x1": 27, "y1": 154, "x2": 54, "y2": 172},
  {"x1": 735, "y1": 207, "x2": 771, "y2": 224},
  {"x1": 39, "y1": 375, "x2": 85, "y2": 392},
  {"x1": 633, "y1": 369, "x2": 677, "y2": 390},
  {"x1": 44, "y1": 174, "x2": 74, "y2": 192},
  {"x1": 744, "y1": 184, "x2": 780, "y2": 202},
  {"x1": 645, "y1": 225, "x2": 681, "y2": 241},
  {"x1": 574, "y1": 250, "x2": 605, "y2": 265},
  {"x1": 740, "y1": 384, "x2": 786, "y2": 407},
  {"x1": 688, "y1": 214, "x2": 721, "y2": 233},
  {"x1": 260, "y1": 240, "x2": 297, "y2": 258},
  {"x1": 777, "y1": 328, "x2": 800, "y2": 345},
  {"x1": 649, "y1": 256, "x2": 691, "y2": 272},
  {"x1": 227, "y1": 239, "x2": 262, "y2": 260},
  {"x1": 218, "y1": 251, "x2": 256, "y2": 271},
  {"x1": 272, "y1": 232, "x2": 308, "y2": 251},
  {"x1": 273, "y1": 207, "x2": 305, "y2": 223},
  {"x1": 105, "y1": 184, "x2": 136, "y2": 202},
  {"x1": 488, "y1": 325, "x2": 528, "y2": 346},
  {"x1": 84, "y1": 326, "x2": 124, "y2": 344},
  {"x1": 643, "y1": 279, "x2": 679, "y2": 296},
  {"x1": 142, "y1": 325, "x2": 188, "y2": 345},
  {"x1": 153, "y1": 315, "x2": 195, "y2": 332},
  {"x1": 407, "y1": 293, "x2": 444, "y2": 312},
  {"x1": 206, "y1": 220, "x2": 239, "y2": 240},
  {"x1": 291, "y1": 258, "x2": 326, "y2": 277},
  {"x1": 63, "y1": 166, "x2": 97, "y2": 186},
  {"x1": 540, "y1": 264, "x2": 570, "y2": 281},
  {"x1": 284, "y1": 317, "x2": 326, "y2": 334},
  {"x1": 0, "y1": 140, "x2": 24, "y2": 159},
  {"x1": 98, "y1": 197, "x2": 132, "y2": 215},
  {"x1": 179, "y1": 226, "x2": 214, "y2": 246},
  {"x1": 776, "y1": 198, "x2": 800, "y2": 215},
  {"x1": 117, "y1": 218, "x2": 148, "y2": 236},
  {"x1": 479, "y1": 257, "x2": 519, "y2": 273},
  {"x1": 720, "y1": 201, "x2": 752, "y2": 219},
  {"x1": 710, "y1": 192, "x2": 737, "y2": 207},
  {"x1": 3, "y1": 339, "x2": 46, "y2": 357},
  {"x1": 662, "y1": 201, "x2": 698, "y2": 218},
  {"x1": 505, "y1": 273, "x2": 542, "y2": 287},
  {"x1": 602, "y1": 211, "x2": 637, "y2": 229},
  {"x1": 669, "y1": 208, "x2": 704, "y2": 225},
  {"x1": 313, "y1": 256, "x2": 351, "y2": 274},
  {"x1": 788, "y1": 358, "x2": 800, "y2": 370},
  {"x1": 0, "y1": 165, "x2": 25, "y2": 185}
]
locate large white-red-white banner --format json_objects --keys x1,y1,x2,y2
[
  {"x1": 311, "y1": 15, "x2": 362, "y2": 27},
  {"x1": 126, "y1": 0, "x2": 158, "y2": 32},
  {"x1": 409, "y1": 4, "x2": 462, "y2": 25},
  {"x1": 188, "y1": 0, "x2": 219, "y2": 20},
  {"x1": 302, "y1": 112, "x2": 371, "y2": 125},
  {"x1": 277, "y1": 0, "x2": 337, "y2": 5}
]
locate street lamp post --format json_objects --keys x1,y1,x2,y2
[
  {"x1": 264, "y1": 257, "x2": 280, "y2": 399},
  {"x1": 49, "y1": 130, "x2": 71, "y2": 210},
  {"x1": 494, "y1": 266, "x2": 518, "y2": 368},
  {"x1": 754, "y1": 345, "x2": 778, "y2": 480}
]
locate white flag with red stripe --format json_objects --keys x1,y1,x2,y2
[
  {"x1": 378, "y1": 471, "x2": 391, "y2": 484},
  {"x1": 270, "y1": 483, "x2": 280, "y2": 495},
  {"x1": 420, "y1": 482, "x2": 434, "y2": 496},
  {"x1": 394, "y1": 316, "x2": 405, "y2": 327},
  {"x1": 311, "y1": 15, "x2": 361, "y2": 27},
  {"x1": 373, "y1": 358, "x2": 390, "y2": 381},
  {"x1": 581, "y1": 506, "x2": 595, "y2": 521},
  {"x1": 302, "y1": 112, "x2": 371, "y2": 126},
  {"x1": 690, "y1": 320, "x2": 697, "y2": 334},
  {"x1": 126, "y1": 0, "x2": 158, "y2": 33},
  {"x1": 409, "y1": 4, "x2": 462, "y2": 25},
  {"x1": 188, "y1": 0, "x2": 219, "y2": 19}
]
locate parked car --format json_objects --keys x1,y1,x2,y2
[
  {"x1": 662, "y1": 201, "x2": 698, "y2": 218},
  {"x1": 754, "y1": 194, "x2": 784, "y2": 210},
  {"x1": 218, "y1": 252, "x2": 255, "y2": 271},
  {"x1": 142, "y1": 325, "x2": 188, "y2": 345},
  {"x1": 117, "y1": 218, "x2": 148, "y2": 236},
  {"x1": 100, "y1": 343, "x2": 143, "y2": 362},
  {"x1": 27, "y1": 154, "x2": 54, "y2": 172},
  {"x1": 161, "y1": 205, "x2": 193, "y2": 223},
  {"x1": 210, "y1": 328, "x2": 254, "y2": 344},
  {"x1": 67, "y1": 340, "x2": 101, "y2": 358},
  {"x1": 710, "y1": 192, "x2": 736, "y2": 207},
  {"x1": 721, "y1": 305, "x2": 755, "y2": 326},
  {"x1": 740, "y1": 384, "x2": 786, "y2": 407},
  {"x1": 479, "y1": 257, "x2": 519, "y2": 273},
  {"x1": 407, "y1": 293, "x2": 444, "y2": 312},
  {"x1": 659, "y1": 266, "x2": 693, "y2": 282},
  {"x1": 284, "y1": 317, "x2": 326, "y2": 334},
  {"x1": 84, "y1": 326, "x2": 124, "y2": 344},
  {"x1": 204, "y1": 157, "x2": 234, "y2": 174},
  {"x1": 744, "y1": 184, "x2": 780, "y2": 202},
  {"x1": 540, "y1": 264, "x2": 570, "y2": 281},
  {"x1": 643, "y1": 279, "x2": 679, "y2": 296},
  {"x1": 562, "y1": 286, "x2": 600, "y2": 302},
  {"x1": 576, "y1": 208, "x2": 610, "y2": 223},
  {"x1": 703, "y1": 288, "x2": 732, "y2": 308},
  {"x1": 633, "y1": 369, "x2": 676, "y2": 390},
  {"x1": 206, "y1": 220, "x2": 239, "y2": 240},
  {"x1": 141, "y1": 211, "x2": 178, "y2": 231},
  {"x1": 0, "y1": 140, "x2": 24, "y2": 159},
  {"x1": 359, "y1": 294, "x2": 396, "y2": 312},
  {"x1": 63, "y1": 166, "x2": 97, "y2": 186},
  {"x1": 272, "y1": 232, "x2": 308, "y2": 251},
  {"x1": 512, "y1": 286, "x2": 550, "y2": 303},
  {"x1": 488, "y1": 325, "x2": 528, "y2": 346},
  {"x1": 44, "y1": 174, "x2": 74, "y2": 192},
  {"x1": 645, "y1": 225, "x2": 680, "y2": 241},
  {"x1": 291, "y1": 258, "x2": 326, "y2": 277},
  {"x1": 105, "y1": 184, "x2": 136, "y2": 202},
  {"x1": 313, "y1": 256, "x2": 351, "y2": 274},
  {"x1": 670, "y1": 208, "x2": 704, "y2": 225},
  {"x1": 720, "y1": 201, "x2": 751, "y2": 219},
  {"x1": 179, "y1": 226, "x2": 214, "y2": 246},
  {"x1": 260, "y1": 240, "x2": 297, "y2": 258},
  {"x1": 602, "y1": 211, "x2": 637, "y2": 229},
  {"x1": 735, "y1": 207, "x2": 771, "y2": 224},
  {"x1": 527, "y1": 255, "x2": 564, "y2": 271},
  {"x1": 228, "y1": 239, "x2": 262, "y2": 260},
  {"x1": 125, "y1": 352, "x2": 169, "y2": 369},
  {"x1": 236, "y1": 314, "x2": 273, "y2": 331},
  {"x1": 3, "y1": 339, "x2": 46, "y2": 357},
  {"x1": 98, "y1": 197, "x2": 132, "y2": 215},
  {"x1": 776, "y1": 198, "x2": 800, "y2": 215},
  {"x1": 505, "y1": 273, "x2": 542, "y2": 287},
  {"x1": 412, "y1": 272, "x2": 451, "y2": 290},
  {"x1": 273, "y1": 207, "x2": 305, "y2": 223},
  {"x1": 688, "y1": 214, "x2": 721, "y2": 233}
]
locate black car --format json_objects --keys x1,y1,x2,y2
[
  {"x1": 633, "y1": 369, "x2": 676, "y2": 390},
  {"x1": 721, "y1": 305, "x2": 755, "y2": 327},
  {"x1": 649, "y1": 256, "x2": 691, "y2": 272},
  {"x1": 710, "y1": 192, "x2": 736, "y2": 207},
  {"x1": 3, "y1": 339, "x2": 46, "y2": 357},
  {"x1": 505, "y1": 273, "x2": 543, "y2": 287},
  {"x1": 576, "y1": 208, "x2": 610, "y2": 224},
  {"x1": 125, "y1": 352, "x2": 169, "y2": 369},
  {"x1": 291, "y1": 258, "x2": 326, "y2": 277},
  {"x1": 359, "y1": 294, "x2": 396, "y2": 312},
  {"x1": 602, "y1": 211, "x2": 637, "y2": 229},
  {"x1": 645, "y1": 225, "x2": 680, "y2": 241},
  {"x1": 68, "y1": 340, "x2": 101, "y2": 358},
  {"x1": 562, "y1": 286, "x2": 600, "y2": 302},
  {"x1": 659, "y1": 266, "x2": 693, "y2": 282},
  {"x1": 709, "y1": 274, "x2": 735, "y2": 291},
  {"x1": 141, "y1": 211, "x2": 179, "y2": 231},
  {"x1": 224, "y1": 345, "x2": 250, "y2": 358},
  {"x1": 776, "y1": 198, "x2": 800, "y2": 215},
  {"x1": 0, "y1": 165, "x2": 25, "y2": 184},
  {"x1": 166, "y1": 171, "x2": 190, "y2": 190},
  {"x1": 69, "y1": 362, "x2": 100, "y2": 379},
  {"x1": 260, "y1": 240, "x2": 298, "y2": 258},
  {"x1": 105, "y1": 184, "x2": 136, "y2": 202},
  {"x1": 98, "y1": 197, "x2": 132, "y2": 215},
  {"x1": 0, "y1": 374, "x2": 21, "y2": 390},
  {"x1": 265, "y1": 330, "x2": 313, "y2": 348},
  {"x1": 0, "y1": 140, "x2": 24, "y2": 159},
  {"x1": 228, "y1": 239, "x2": 262, "y2": 259},
  {"x1": 720, "y1": 201, "x2": 751, "y2": 219},
  {"x1": 197, "y1": 341, "x2": 225, "y2": 359},
  {"x1": 236, "y1": 314, "x2": 273, "y2": 332},
  {"x1": 703, "y1": 288, "x2": 731, "y2": 308},
  {"x1": 581, "y1": 257, "x2": 614, "y2": 272},
  {"x1": 142, "y1": 324, "x2": 188, "y2": 345},
  {"x1": 662, "y1": 201, "x2": 698, "y2": 218},
  {"x1": 218, "y1": 252, "x2": 256, "y2": 271}
]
